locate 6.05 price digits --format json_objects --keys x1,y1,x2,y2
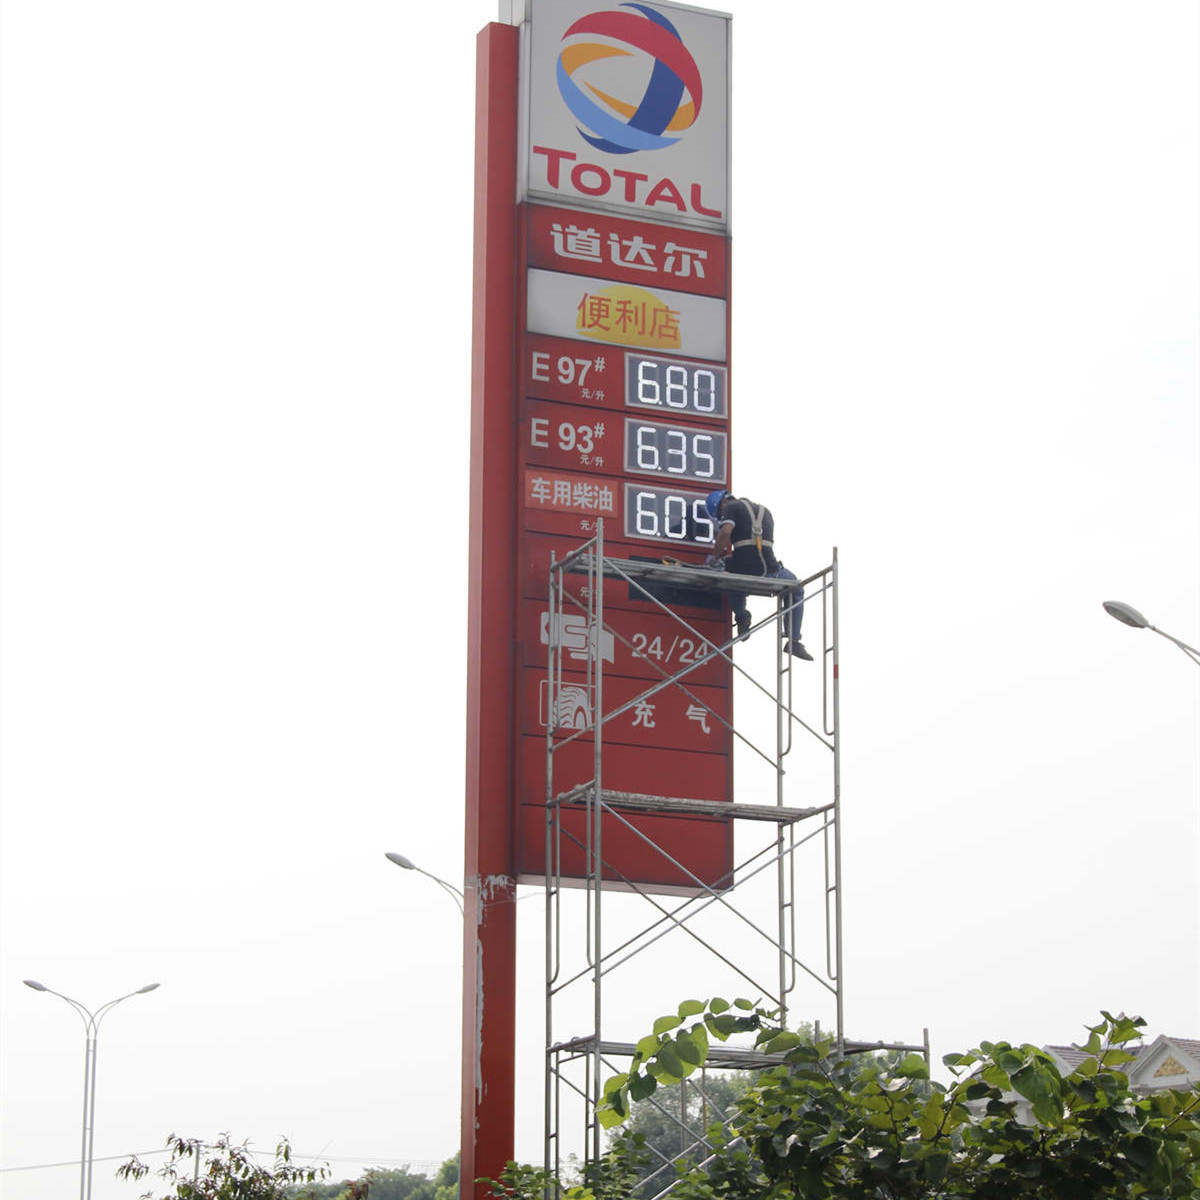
[
  {"x1": 626, "y1": 353, "x2": 727, "y2": 419},
  {"x1": 624, "y1": 485, "x2": 715, "y2": 545}
]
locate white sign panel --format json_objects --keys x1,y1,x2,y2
[
  {"x1": 527, "y1": 268, "x2": 727, "y2": 360},
  {"x1": 519, "y1": 0, "x2": 730, "y2": 231}
]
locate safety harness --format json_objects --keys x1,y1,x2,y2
[{"x1": 729, "y1": 498, "x2": 773, "y2": 555}]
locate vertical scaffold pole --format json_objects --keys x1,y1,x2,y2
[
  {"x1": 832, "y1": 548, "x2": 844, "y2": 1049},
  {"x1": 591, "y1": 518, "x2": 605, "y2": 1164},
  {"x1": 545, "y1": 552, "x2": 556, "y2": 1182},
  {"x1": 775, "y1": 590, "x2": 788, "y2": 1025}
]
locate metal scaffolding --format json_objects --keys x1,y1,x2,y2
[{"x1": 542, "y1": 519, "x2": 922, "y2": 1195}]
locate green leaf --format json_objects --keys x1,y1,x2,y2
[
  {"x1": 602, "y1": 1073, "x2": 629, "y2": 1097},
  {"x1": 763, "y1": 1031, "x2": 804, "y2": 1055},
  {"x1": 923, "y1": 1154, "x2": 949, "y2": 1183},
  {"x1": 996, "y1": 1049, "x2": 1026, "y2": 1074},
  {"x1": 1126, "y1": 1134, "x2": 1162, "y2": 1170},
  {"x1": 629, "y1": 1072, "x2": 657, "y2": 1102},
  {"x1": 653, "y1": 1014, "x2": 683, "y2": 1036},
  {"x1": 916, "y1": 1096, "x2": 944, "y2": 1139},
  {"x1": 635, "y1": 1034, "x2": 660, "y2": 1058},
  {"x1": 709, "y1": 997, "x2": 730, "y2": 1014},
  {"x1": 897, "y1": 1053, "x2": 929, "y2": 1080},
  {"x1": 655, "y1": 1043, "x2": 685, "y2": 1082},
  {"x1": 597, "y1": 1103, "x2": 626, "y2": 1130},
  {"x1": 733, "y1": 998, "x2": 755, "y2": 1011},
  {"x1": 676, "y1": 1031, "x2": 703, "y2": 1066},
  {"x1": 678, "y1": 999, "x2": 705, "y2": 1018},
  {"x1": 981, "y1": 1065, "x2": 1009, "y2": 1091},
  {"x1": 706, "y1": 1014, "x2": 738, "y2": 1041},
  {"x1": 1010, "y1": 1063, "x2": 1063, "y2": 1126}
]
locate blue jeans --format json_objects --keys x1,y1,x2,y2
[{"x1": 731, "y1": 564, "x2": 803, "y2": 642}]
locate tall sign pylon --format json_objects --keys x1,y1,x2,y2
[{"x1": 466, "y1": 3, "x2": 731, "y2": 1193}]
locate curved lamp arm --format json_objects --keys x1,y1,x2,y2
[
  {"x1": 1103, "y1": 601, "x2": 1200, "y2": 666},
  {"x1": 25, "y1": 980, "x2": 161, "y2": 1032},
  {"x1": 24, "y1": 981, "x2": 94, "y2": 1030},
  {"x1": 94, "y1": 984, "x2": 161, "y2": 1032},
  {"x1": 384, "y1": 852, "x2": 465, "y2": 915}
]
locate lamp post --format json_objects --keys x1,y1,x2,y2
[
  {"x1": 384, "y1": 851, "x2": 465, "y2": 914},
  {"x1": 23, "y1": 979, "x2": 160, "y2": 1200},
  {"x1": 1102, "y1": 601, "x2": 1200, "y2": 666}
]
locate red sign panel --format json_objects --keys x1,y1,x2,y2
[
  {"x1": 522, "y1": 467, "x2": 617, "y2": 525},
  {"x1": 518, "y1": 598, "x2": 731, "y2": 689},
  {"x1": 520, "y1": 668, "x2": 731, "y2": 756},
  {"x1": 526, "y1": 203, "x2": 727, "y2": 298},
  {"x1": 523, "y1": 398, "x2": 622, "y2": 477},
  {"x1": 519, "y1": 529, "x2": 718, "y2": 611},
  {"x1": 524, "y1": 334, "x2": 628, "y2": 411},
  {"x1": 517, "y1": 736, "x2": 733, "y2": 889},
  {"x1": 514, "y1": 203, "x2": 731, "y2": 892}
]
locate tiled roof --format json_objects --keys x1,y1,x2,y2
[
  {"x1": 1164, "y1": 1038, "x2": 1200, "y2": 1063},
  {"x1": 1047, "y1": 1037, "x2": 1200, "y2": 1077},
  {"x1": 1044, "y1": 1044, "x2": 1096, "y2": 1070}
]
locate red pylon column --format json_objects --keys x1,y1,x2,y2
[{"x1": 463, "y1": 21, "x2": 519, "y2": 1200}]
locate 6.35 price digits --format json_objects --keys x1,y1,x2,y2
[{"x1": 624, "y1": 419, "x2": 727, "y2": 484}]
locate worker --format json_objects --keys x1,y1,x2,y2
[{"x1": 702, "y1": 490, "x2": 812, "y2": 660}]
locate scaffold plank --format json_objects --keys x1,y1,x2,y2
[
  {"x1": 552, "y1": 1035, "x2": 928, "y2": 1066},
  {"x1": 551, "y1": 782, "x2": 828, "y2": 824},
  {"x1": 551, "y1": 1036, "x2": 790, "y2": 1071},
  {"x1": 559, "y1": 554, "x2": 803, "y2": 599}
]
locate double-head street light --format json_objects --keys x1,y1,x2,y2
[
  {"x1": 1102, "y1": 601, "x2": 1200, "y2": 666},
  {"x1": 385, "y1": 851, "x2": 465, "y2": 914},
  {"x1": 23, "y1": 979, "x2": 160, "y2": 1200}
]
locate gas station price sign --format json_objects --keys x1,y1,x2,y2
[
  {"x1": 520, "y1": 275, "x2": 731, "y2": 553},
  {"x1": 512, "y1": 213, "x2": 733, "y2": 890}
]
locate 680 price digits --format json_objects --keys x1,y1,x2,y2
[{"x1": 625, "y1": 354, "x2": 727, "y2": 419}]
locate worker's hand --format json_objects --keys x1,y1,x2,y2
[{"x1": 703, "y1": 554, "x2": 725, "y2": 570}]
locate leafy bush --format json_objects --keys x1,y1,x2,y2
[
  {"x1": 118, "y1": 1133, "x2": 328, "y2": 1199},
  {"x1": 596, "y1": 1003, "x2": 1200, "y2": 1198}
]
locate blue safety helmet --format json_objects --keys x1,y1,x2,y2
[{"x1": 704, "y1": 490, "x2": 728, "y2": 520}]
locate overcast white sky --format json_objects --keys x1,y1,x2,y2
[{"x1": 2, "y1": 2, "x2": 1198, "y2": 1197}]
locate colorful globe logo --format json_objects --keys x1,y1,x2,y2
[{"x1": 557, "y1": 3, "x2": 703, "y2": 156}]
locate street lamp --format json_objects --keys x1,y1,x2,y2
[
  {"x1": 23, "y1": 979, "x2": 160, "y2": 1200},
  {"x1": 384, "y1": 851, "x2": 465, "y2": 914},
  {"x1": 1102, "y1": 601, "x2": 1200, "y2": 666}
]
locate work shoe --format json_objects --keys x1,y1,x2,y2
[
  {"x1": 787, "y1": 639, "x2": 814, "y2": 661},
  {"x1": 735, "y1": 612, "x2": 751, "y2": 641}
]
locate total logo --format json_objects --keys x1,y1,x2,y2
[
  {"x1": 556, "y1": 2, "x2": 701, "y2": 154},
  {"x1": 532, "y1": 2, "x2": 724, "y2": 222}
]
